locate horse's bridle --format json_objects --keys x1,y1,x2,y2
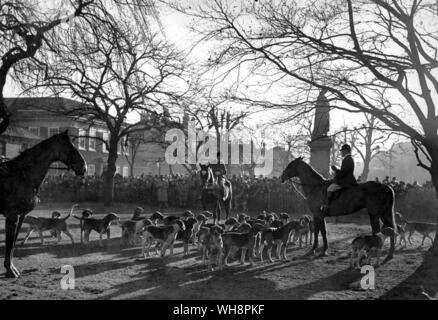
[{"x1": 284, "y1": 176, "x2": 322, "y2": 200}]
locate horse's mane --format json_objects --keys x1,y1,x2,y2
[{"x1": 298, "y1": 159, "x2": 329, "y2": 184}]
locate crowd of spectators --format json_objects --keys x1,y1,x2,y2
[
  {"x1": 39, "y1": 172, "x2": 309, "y2": 213},
  {"x1": 39, "y1": 171, "x2": 436, "y2": 219},
  {"x1": 372, "y1": 175, "x2": 434, "y2": 198}
]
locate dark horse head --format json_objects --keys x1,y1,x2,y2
[
  {"x1": 51, "y1": 130, "x2": 87, "y2": 176},
  {"x1": 281, "y1": 157, "x2": 304, "y2": 183},
  {"x1": 198, "y1": 163, "x2": 214, "y2": 187}
]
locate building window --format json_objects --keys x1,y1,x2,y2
[
  {"x1": 88, "y1": 164, "x2": 96, "y2": 176},
  {"x1": 29, "y1": 127, "x2": 40, "y2": 137},
  {"x1": 89, "y1": 128, "x2": 96, "y2": 151},
  {"x1": 0, "y1": 141, "x2": 6, "y2": 156},
  {"x1": 49, "y1": 127, "x2": 59, "y2": 137},
  {"x1": 78, "y1": 129, "x2": 86, "y2": 150},
  {"x1": 123, "y1": 166, "x2": 129, "y2": 177},
  {"x1": 124, "y1": 139, "x2": 130, "y2": 155},
  {"x1": 102, "y1": 132, "x2": 109, "y2": 153},
  {"x1": 116, "y1": 166, "x2": 121, "y2": 175}
]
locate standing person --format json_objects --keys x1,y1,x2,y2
[
  {"x1": 209, "y1": 152, "x2": 229, "y2": 201},
  {"x1": 177, "y1": 178, "x2": 189, "y2": 208},
  {"x1": 156, "y1": 175, "x2": 169, "y2": 208}
]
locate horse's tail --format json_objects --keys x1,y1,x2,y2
[{"x1": 381, "y1": 184, "x2": 396, "y2": 237}]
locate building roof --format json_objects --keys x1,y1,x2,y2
[
  {"x1": 4, "y1": 96, "x2": 108, "y2": 126},
  {"x1": 4, "y1": 97, "x2": 89, "y2": 114},
  {"x1": 0, "y1": 125, "x2": 42, "y2": 141}
]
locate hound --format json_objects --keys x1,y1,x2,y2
[
  {"x1": 201, "y1": 225, "x2": 224, "y2": 271},
  {"x1": 22, "y1": 204, "x2": 78, "y2": 245},
  {"x1": 295, "y1": 215, "x2": 314, "y2": 248},
  {"x1": 121, "y1": 218, "x2": 153, "y2": 246},
  {"x1": 73, "y1": 208, "x2": 94, "y2": 244},
  {"x1": 405, "y1": 221, "x2": 436, "y2": 246},
  {"x1": 141, "y1": 220, "x2": 185, "y2": 258},
  {"x1": 259, "y1": 219, "x2": 302, "y2": 262},
  {"x1": 150, "y1": 211, "x2": 181, "y2": 226},
  {"x1": 224, "y1": 217, "x2": 239, "y2": 231},
  {"x1": 177, "y1": 217, "x2": 198, "y2": 255},
  {"x1": 350, "y1": 234, "x2": 384, "y2": 268},
  {"x1": 192, "y1": 214, "x2": 208, "y2": 248},
  {"x1": 49, "y1": 211, "x2": 62, "y2": 238},
  {"x1": 82, "y1": 213, "x2": 120, "y2": 246},
  {"x1": 222, "y1": 224, "x2": 265, "y2": 265}
]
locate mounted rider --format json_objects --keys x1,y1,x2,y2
[
  {"x1": 209, "y1": 151, "x2": 229, "y2": 201},
  {"x1": 321, "y1": 144, "x2": 357, "y2": 215}
]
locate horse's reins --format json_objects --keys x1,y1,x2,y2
[{"x1": 285, "y1": 178, "x2": 322, "y2": 200}]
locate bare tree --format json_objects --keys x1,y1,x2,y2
[
  {"x1": 171, "y1": 0, "x2": 438, "y2": 252},
  {"x1": 349, "y1": 115, "x2": 393, "y2": 181},
  {"x1": 25, "y1": 14, "x2": 187, "y2": 205},
  {"x1": 182, "y1": 91, "x2": 251, "y2": 172},
  {"x1": 0, "y1": 0, "x2": 95, "y2": 134}
]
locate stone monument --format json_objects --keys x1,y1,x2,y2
[{"x1": 308, "y1": 89, "x2": 333, "y2": 178}]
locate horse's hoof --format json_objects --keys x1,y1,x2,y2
[
  {"x1": 318, "y1": 251, "x2": 329, "y2": 258},
  {"x1": 5, "y1": 267, "x2": 20, "y2": 278}
]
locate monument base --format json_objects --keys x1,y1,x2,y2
[{"x1": 308, "y1": 136, "x2": 333, "y2": 179}]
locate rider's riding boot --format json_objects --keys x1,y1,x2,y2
[{"x1": 320, "y1": 192, "x2": 333, "y2": 216}]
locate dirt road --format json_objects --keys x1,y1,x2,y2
[{"x1": 0, "y1": 203, "x2": 434, "y2": 300}]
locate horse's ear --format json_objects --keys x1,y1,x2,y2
[{"x1": 61, "y1": 129, "x2": 69, "y2": 136}]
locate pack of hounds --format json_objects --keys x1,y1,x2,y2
[{"x1": 21, "y1": 205, "x2": 436, "y2": 271}]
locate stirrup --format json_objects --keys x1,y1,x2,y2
[{"x1": 320, "y1": 204, "x2": 329, "y2": 214}]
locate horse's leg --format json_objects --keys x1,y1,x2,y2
[
  {"x1": 14, "y1": 215, "x2": 25, "y2": 245},
  {"x1": 379, "y1": 211, "x2": 395, "y2": 259},
  {"x1": 225, "y1": 198, "x2": 230, "y2": 220},
  {"x1": 4, "y1": 215, "x2": 21, "y2": 278},
  {"x1": 370, "y1": 216, "x2": 381, "y2": 235},
  {"x1": 215, "y1": 201, "x2": 221, "y2": 224},
  {"x1": 319, "y1": 219, "x2": 329, "y2": 256}
]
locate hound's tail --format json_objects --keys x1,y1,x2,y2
[{"x1": 64, "y1": 204, "x2": 79, "y2": 220}]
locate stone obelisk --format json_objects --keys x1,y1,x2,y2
[{"x1": 308, "y1": 89, "x2": 333, "y2": 178}]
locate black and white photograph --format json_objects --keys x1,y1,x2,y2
[{"x1": 0, "y1": 0, "x2": 438, "y2": 303}]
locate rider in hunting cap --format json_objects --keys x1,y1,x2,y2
[
  {"x1": 209, "y1": 151, "x2": 229, "y2": 201},
  {"x1": 321, "y1": 144, "x2": 357, "y2": 215}
]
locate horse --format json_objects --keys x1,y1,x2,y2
[
  {"x1": 280, "y1": 157, "x2": 396, "y2": 260},
  {"x1": 0, "y1": 130, "x2": 86, "y2": 278},
  {"x1": 198, "y1": 164, "x2": 232, "y2": 224}
]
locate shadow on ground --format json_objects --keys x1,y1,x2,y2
[{"x1": 380, "y1": 252, "x2": 438, "y2": 300}]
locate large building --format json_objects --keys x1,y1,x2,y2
[
  {"x1": 3, "y1": 97, "x2": 132, "y2": 176},
  {"x1": 0, "y1": 125, "x2": 41, "y2": 161}
]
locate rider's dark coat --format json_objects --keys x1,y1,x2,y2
[{"x1": 334, "y1": 154, "x2": 357, "y2": 187}]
